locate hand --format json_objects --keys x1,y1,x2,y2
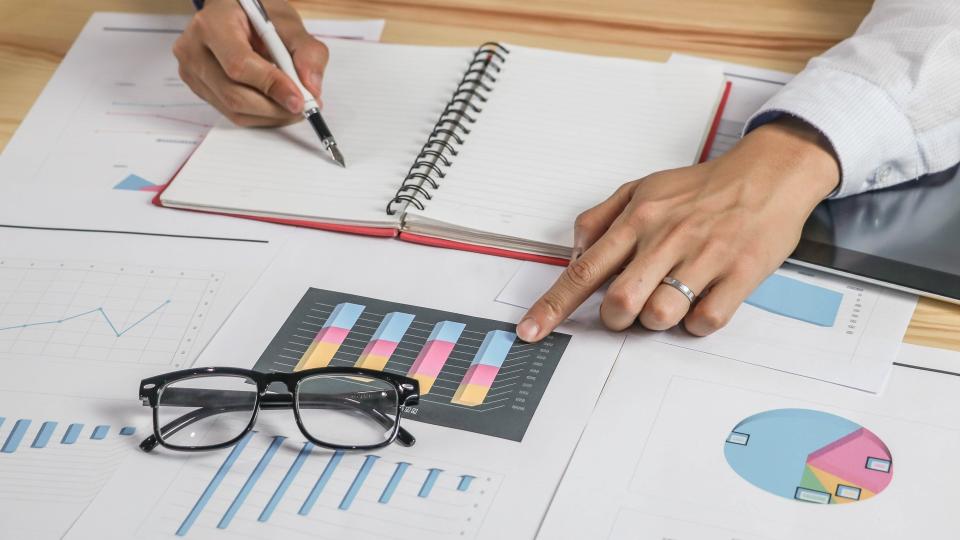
[
  {"x1": 174, "y1": 0, "x2": 329, "y2": 126},
  {"x1": 516, "y1": 117, "x2": 841, "y2": 341}
]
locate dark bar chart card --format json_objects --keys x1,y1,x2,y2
[{"x1": 253, "y1": 288, "x2": 571, "y2": 442}]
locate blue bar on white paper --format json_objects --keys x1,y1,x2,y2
[
  {"x1": 0, "y1": 417, "x2": 5, "y2": 431},
  {"x1": 339, "y1": 455, "x2": 380, "y2": 510},
  {"x1": 119, "y1": 426, "x2": 136, "y2": 436},
  {"x1": 218, "y1": 435, "x2": 285, "y2": 529},
  {"x1": 90, "y1": 425, "x2": 109, "y2": 440},
  {"x1": 2, "y1": 419, "x2": 31, "y2": 453},
  {"x1": 176, "y1": 432, "x2": 253, "y2": 537},
  {"x1": 378, "y1": 462, "x2": 410, "y2": 504},
  {"x1": 258, "y1": 441, "x2": 313, "y2": 522},
  {"x1": 457, "y1": 475, "x2": 475, "y2": 492},
  {"x1": 31, "y1": 421, "x2": 58, "y2": 448},
  {"x1": 746, "y1": 273, "x2": 843, "y2": 327},
  {"x1": 299, "y1": 451, "x2": 343, "y2": 516},
  {"x1": 418, "y1": 468, "x2": 443, "y2": 498},
  {"x1": 61, "y1": 423, "x2": 83, "y2": 444}
]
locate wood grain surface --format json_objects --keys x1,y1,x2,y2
[{"x1": 1, "y1": 0, "x2": 957, "y2": 352}]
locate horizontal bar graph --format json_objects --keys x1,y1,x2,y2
[
  {"x1": 255, "y1": 288, "x2": 572, "y2": 441},
  {"x1": 176, "y1": 434, "x2": 488, "y2": 537},
  {"x1": 294, "y1": 302, "x2": 365, "y2": 371},
  {"x1": 0, "y1": 417, "x2": 135, "y2": 454},
  {"x1": 452, "y1": 330, "x2": 516, "y2": 407},
  {"x1": 408, "y1": 321, "x2": 465, "y2": 394},
  {"x1": 355, "y1": 312, "x2": 415, "y2": 371}
]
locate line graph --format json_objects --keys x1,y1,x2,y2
[
  {"x1": 0, "y1": 300, "x2": 170, "y2": 337},
  {"x1": 0, "y1": 259, "x2": 223, "y2": 367}
]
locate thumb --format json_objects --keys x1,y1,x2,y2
[{"x1": 291, "y1": 38, "x2": 330, "y2": 103}]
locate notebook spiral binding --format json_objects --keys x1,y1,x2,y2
[{"x1": 386, "y1": 42, "x2": 510, "y2": 215}]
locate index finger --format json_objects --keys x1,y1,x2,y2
[{"x1": 517, "y1": 225, "x2": 636, "y2": 342}]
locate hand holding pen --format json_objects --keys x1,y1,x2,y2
[{"x1": 174, "y1": 0, "x2": 344, "y2": 165}]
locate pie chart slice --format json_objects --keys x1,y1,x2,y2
[{"x1": 724, "y1": 409, "x2": 893, "y2": 504}]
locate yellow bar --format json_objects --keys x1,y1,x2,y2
[
  {"x1": 355, "y1": 354, "x2": 390, "y2": 372},
  {"x1": 451, "y1": 383, "x2": 489, "y2": 407},
  {"x1": 294, "y1": 341, "x2": 340, "y2": 371},
  {"x1": 411, "y1": 374, "x2": 437, "y2": 395}
]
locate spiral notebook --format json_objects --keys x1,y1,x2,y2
[{"x1": 158, "y1": 39, "x2": 728, "y2": 263}]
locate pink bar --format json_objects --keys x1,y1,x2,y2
[
  {"x1": 410, "y1": 341, "x2": 456, "y2": 377},
  {"x1": 361, "y1": 339, "x2": 399, "y2": 359},
  {"x1": 462, "y1": 363, "x2": 499, "y2": 388},
  {"x1": 314, "y1": 325, "x2": 350, "y2": 344}
]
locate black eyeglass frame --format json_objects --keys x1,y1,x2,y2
[{"x1": 139, "y1": 366, "x2": 420, "y2": 453}]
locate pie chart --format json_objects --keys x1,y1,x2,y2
[{"x1": 724, "y1": 409, "x2": 893, "y2": 504}]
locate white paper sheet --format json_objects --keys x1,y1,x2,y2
[
  {"x1": 64, "y1": 230, "x2": 625, "y2": 540},
  {"x1": 538, "y1": 334, "x2": 960, "y2": 539},
  {"x1": 0, "y1": 225, "x2": 280, "y2": 400},
  {"x1": 0, "y1": 12, "x2": 384, "y2": 238},
  {"x1": 496, "y1": 261, "x2": 917, "y2": 392}
]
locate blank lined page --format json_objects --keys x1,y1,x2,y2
[
  {"x1": 161, "y1": 39, "x2": 473, "y2": 228},
  {"x1": 407, "y1": 45, "x2": 724, "y2": 249}
]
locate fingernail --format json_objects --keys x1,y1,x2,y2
[
  {"x1": 569, "y1": 247, "x2": 583, "y2": 264},
  {"x1": 516, "y1": 318, "x2": 541, "y2": 342},
  {"x1": 285, "y1": 95, "x2": 301, "y2": 114}
]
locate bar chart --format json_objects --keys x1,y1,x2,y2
[
  {"x1": 147, "y1": 432, "x2": 498, "y2": 539},
  {"x1": 254, "y1": 288, "x2": 571, "y2": 441}
]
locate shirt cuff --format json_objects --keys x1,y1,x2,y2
[{"x1": 744, "y1": 65, "x2": 922, "y2": 198}]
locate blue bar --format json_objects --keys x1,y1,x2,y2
[
  {"x1": 90, "y1": 425, "x2": 109, "y2": 440},
  {"x1": 457, "y1": 475, "x2": 475, "y2": 492},
  {"x1": 119, "y1": 426, "x2": 136, "y2": 436},
  {"x1": 378, "y1": 462, "x2": 410, "y2": 504},
  {"x1": 2, "y1": 419, "x2": 31, "y2": 453},
  {"x1": 298, "y1": 451, "x2": 343, "y2": 516},
  {"x1": 339, "y1": 455, "x2": 380, "y2": 510},
  {"x1": 746, "y1": 274, "x2": 843, "y2": 327},
  {"x1": 176, "y1": 432, "x2": 253, "y2": 537},
  {"x1": 473, "y1": 331, "x2": 516, "y2": 368},
  {"x1": 418, "y1": 468, "x2": 443, "y2": 498},
  {"x1": 61, "y1": 423, "x2": 83, "y2": 444},
  {"x1": 31, "y1": 421, "x2": 58, "y2": 449},
  {"x1": 323, "y1": 303, "x2": 365, "y2": 330},
  {"x1": 371, "y1": 312, "x2": 415, "y2": 342},
  {"x1": 0, "y1": 417, "x2": 5, "y2": 431},
  {"x1": 258, "y1": 442, "x2": 313, "y2": 522},
  {"x1": 218, "y1": 435, "x2": 285, "y2": 529},
  {"x1": 428, "y1": 321, "x2": 466, "y2": 343}
]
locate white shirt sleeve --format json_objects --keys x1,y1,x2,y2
[{"x1": 744, "y1": 0, "x2": 960, "y2": 198}]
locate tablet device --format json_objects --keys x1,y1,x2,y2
[{"x1": 793, "y1": 165, "x2": 960, "y2": 304}]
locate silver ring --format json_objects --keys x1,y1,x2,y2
[{"x1": 661, "y1": 277, "x2": 697, "y2": 304}]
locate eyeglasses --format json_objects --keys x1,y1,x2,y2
[{"x1": 138, "y1": 367, "x2": 419, "y2": 452}]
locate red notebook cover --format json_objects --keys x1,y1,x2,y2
[{"x1": 154, "y1": 80, "x2": 732, "y2": 263}]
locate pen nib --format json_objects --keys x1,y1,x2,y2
[{"x1": 329, "y1": 144, "x2": 346, "y2": 168}]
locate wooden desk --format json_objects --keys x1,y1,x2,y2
[{"x1": 2, "y1": 0, "x2": 958, "y2": 351}]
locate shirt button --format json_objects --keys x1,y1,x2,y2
[{"x1": 874, "y1": 165, "x2": 892, "y2": 184}]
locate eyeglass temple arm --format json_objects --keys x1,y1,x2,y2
[{"x1": 140, "y1": 389, "x2": 415, "y2": 452}]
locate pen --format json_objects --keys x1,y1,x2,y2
[{"x1": 237, "y1": 0, "x2": 346, "y2": 167}]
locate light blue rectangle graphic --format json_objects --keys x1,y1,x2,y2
[
  {"x1": 90, "y1": 425, "x2": 109, "y2": 440},
  {"x1": 472, "y1": 330, "x2": 516, "y2": 368},
  {"x1": 324, "y1": 302, "x2": 365, "y2": 330},
  {"x1": 746, "y1": 273, "x2": 843, "y2": 327},
  {"x1": 258, "y1": 441, "x2": 313, "y2": 522},
  {"x1": 866, "y1": 457, "x2": 892, "y2": 472},
  {"x1": 31, "y1": 421, "x2": 58, "y2": 448},
  {"x1": 457, "y1": 475, "x2": 475, "y2": 492},
  {"x1": 339, "y1": 455, "x2": 380, "y2": 510},
  {"x1": 299, "y1": 450, "x2": 344, "y2": 516},
  {"x1": 418, "y1": 468, "x2": 443, "y2": 498},
  {"x1": 795, "y1": 487, "x2": 831, "y2": 504},
  {"x1": 378, "y1": 462, "x2": 410, "y2": 504},
  {"x1": 428, "y1": 321, "x2": 466, "y2": 344},
  {"x1": 176, "y1": 432, "x2": 253, "y2": 537},
  {"x1": 2, "y1": 419, "x2": 31, "y2": 453},
  {"x1": 370, "y1": 312, "x2": 415, "y2": 343},
  {"x1": 836, "y1": 484, "x2": 862, "y2": 500},
  {"x1": 119, "y1": 426, "x2": 136, "y2": 436},
  {"x1": 218, "y1": 435, "x2": 285, "y2": 529},
  {"x1": 61, "y1": 423, "x2": 83, "y2": 444}
]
